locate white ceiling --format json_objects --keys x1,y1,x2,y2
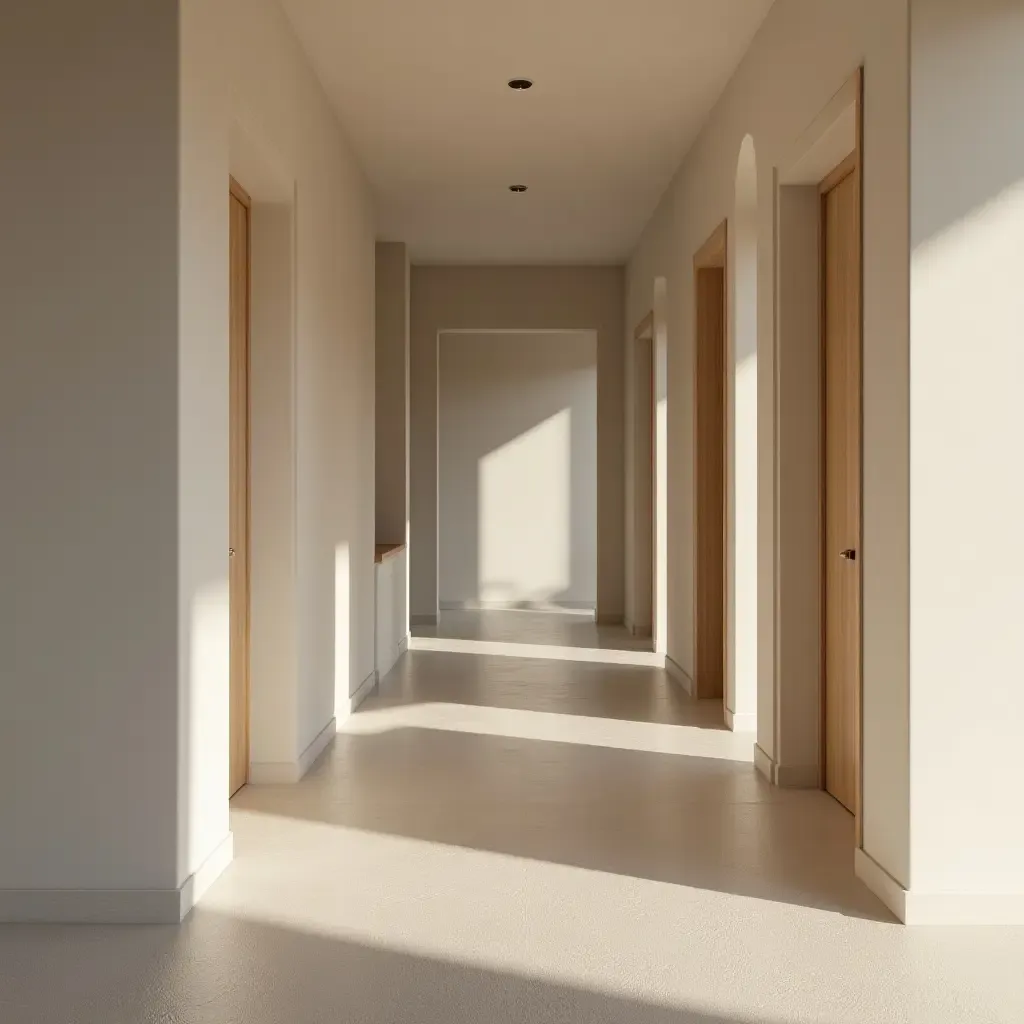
[{"x1": 280, "y1": 0, "x2": 774, "y2": 264}]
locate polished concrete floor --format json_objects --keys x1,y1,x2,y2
[
  {"x1": 4, "y1": 638, "x2": 1024, "y2": 1022},
  {"x1": 413, "y1": 608, "x2": 657, "y2": 662}
]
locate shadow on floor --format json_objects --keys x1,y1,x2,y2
[
  {"x1": 233, "y1": 725, "x2": 892, "y2": 923},
  {"x1": 0, "y1": 908, "x2": 795, "y2": 1024},
  {"x1": 373, "y1": 649, "x2": 726, "y2": 729}
]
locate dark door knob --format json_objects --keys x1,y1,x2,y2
[{"x1": 841, "y1": 549, "x2": 857, "y2": 561}]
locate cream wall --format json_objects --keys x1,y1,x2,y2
[
  {"x1": 908, "y1": 0, "x2": 1024, "y2": 908},
  {"x1": 376, "y1": 242, "x2": 410, "y2": 545},
  {"x1": 0, "y1": 0, "x2": 375, "y2": 920},
  {"x1": 410, "y1": 267, "x2": 625, "y2": 623},
  {"x1": 438, "y1": 332, "x2": 598, "y2": 609},
  {"x1": 180, "y1": 0, "x2": 376, "y2": 876},
  {"x1": 0, "y1": 0, "x2": 182, "y2": 901},
  {"x1": 626, "y1": 0, "x2": 910, "y2": 884}
]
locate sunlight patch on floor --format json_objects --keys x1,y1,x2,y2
[
  {"x1": 409, "y1": 635, "x2": 664, "y2": 666},
  {"x1": 345, "y1": 701, "x2": 753, "y2": 762}
]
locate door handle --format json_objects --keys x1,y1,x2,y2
[{"x1": 840, "y1": 549, "x2": 857, "y2": 561}]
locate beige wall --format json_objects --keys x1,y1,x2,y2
[
  {"x1": 180, "y1": 0, "x2": 376, "y2": 869},
  {"x1": 1, "y1": 0, "x2": 182, "y2": 899},
  {"x1": 438, "y1": 332, "x2": 598, "y2": 608},
  {"x1": 0, "y1": 0, "x2": 376, "y2": 918},
  {"x1": 375, "y1": 242, "x2": 410, "y2": 545},
  {"x1": 908, "y1": 0, "x2": 1024, "y2": 905},
  {"x1": 410, "y1": 267, "x2": 625, "y2": 623},
  {"x1": 626, "y1": 0, "x2": 910, "y2": 885}
]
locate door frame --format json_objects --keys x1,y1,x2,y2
[
  {"x1": 817, "y1": 68, "x2": 864, "y2": 836},
  {"x1": 229, "y1": 175, "x2": 252, "y2": 796},
  {"x1": 692, "y1": 220, "x2": 728, "y2": 701}
]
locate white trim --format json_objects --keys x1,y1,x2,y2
[
  {"x1": 855, "y1": 850, "x2": 1024, "y2": 925},
  {"x1": 775, "y1": 762, "x2": 821, "y2": 788},
  {"x1": 411, "y1": 613, "x2": 438, "y2": 626},
  {"x1": 249, "y1": 716, "x2": 338, "y2": 783},
  {"x1": 0, "y1": 833, "x2": 233, "y2": 924},
  {"x1": 179, "y1": 832, "x2": 234, "y2": 920},
  {"x1": 754, "y1": 743, "x2": 775, "y2": 782},
  {"x1": 664, "y1": 654, "x2": 695, "y2": 696},
  {"x1": 297, "y1": 715, "x2": 338, "y2": 774},
  {"x1": 753, "y1": 745, "x2": 821, "y2": 788},
  {"x1": 397, "y1": 634, "x2": 409, "y2": 656},
  {"x1": 854, "y1": 849, "x2": 907, "y2": 922},
  {"x1": 724, "y1": 708, "x2": 757, "y2": 733},
  {"x1": 779, "y1": 72, "x2": 859, "y2": 185},
  {"x1": 344, "y1": 670, "x2": 377, "y2": 715}
]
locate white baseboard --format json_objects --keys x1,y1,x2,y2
[
  {"x1": 775, "y1": 762, "x2": 821, "y2": 788},
  {"x1": 854, "y1": 849, "x2": 907, "y2": 922},
  {"x1": 724, "y1": 708, "x2": 757, "y2": 733},
  {"x1": 0, "y1": 832, "x2": 233, "y2": 924},
  {"x1": 754, "y1": 743, "x2": 774, "y2": 782},
  {"x1": 855, "y1": 849, "x2": 1024, "y2": 925},
  {"x1": 664, "y1": 654, "x2": 695, "y2": 696},
  {"x1": 411, "y1": 613, "x2": 438, "y2": 626},
  {"x1": 179, "y1": 832, "x2": 234, "y2": 920},
  {"x1": 298, "y1": 715, "x2": 338, "y2": 774},
  {"x1": 250, "y1": 715, "x2": 338, "y2": 784},
  {"x1": 398, "y1": 633, "x2": 409, "y2": 656},
  {"x1": 345, "y1": 670, "x2": 377, "y2": 715},
  {"x1": 752, "y1": 745, "x2": 820, "y2": 788}
]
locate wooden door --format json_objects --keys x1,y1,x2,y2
[
  {"x1": 229, "y1": 180, "x2": 251, "y2": 797},
  {"x1": 821, "y1": 168, "x2": 861, "y2": 812},
  {"x1": 693, "y1": 263, "x2": 726, "y2": 700}
]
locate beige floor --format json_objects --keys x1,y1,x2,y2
[
  {"x1": 4, "y1": 642, "x2": 1024, "y2": 1022},
  {"x1": 413, "y1": 608, "x2": 657, "y2": 663}
]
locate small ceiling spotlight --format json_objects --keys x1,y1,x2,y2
[
  {"x1": 507, "y1": 78, "x2": 534, "y2": 90},
  {"x1": 509, "y1": 185, "x2": 528, "y2": 193}
]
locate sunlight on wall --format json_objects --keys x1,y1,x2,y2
[
  {"x1": 728, "y1": 134, "x2": 759, "y2": 728},
  {"x1": 910, "y1": 179, "x2": 1024, "y2": 891},
  {"x1": 653, "y1": 277, "x2": 669, "y2": 654},
  {"x1": 185, "y1": 576, "x2": 229, "y2": 875},
  {"x1": 334, "y1": 542, "x2": 350, "y2": 700},
  {"x1": 479, "y1": 409, "x2": 572, "y2": 604}
]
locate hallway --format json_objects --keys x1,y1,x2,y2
[{"x1": 6, "y1": 648, "x2": 1024, "y2": 1023}]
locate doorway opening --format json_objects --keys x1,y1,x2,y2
[
  {"x1": 771, "y1": 69, "x2": 863, "y2": 831},
  {"x1": 228, "y1": 176, "x2": 251, "y2": 797},
  {"x1": 693, "y1": 222, "x2": 728, "y2": 702},
  {"x1": 414, "y1": 329, "x2": 654, "y2": 664}
]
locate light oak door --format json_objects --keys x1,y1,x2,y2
[
  {"x1": 822, "y1": 169, "x2": 861, "y2": 812},
  {"x1": 229, "y1": 181, "x2": 251, "y2": 797}
]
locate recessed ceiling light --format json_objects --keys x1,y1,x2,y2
[
  {"x1": 507, "y1": 78, "x2": 533, "y2": 90},
  {"x1": 509, "y1": 185, "x2": 528, "y2": 193}
]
